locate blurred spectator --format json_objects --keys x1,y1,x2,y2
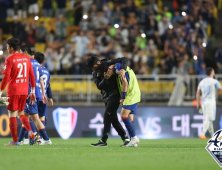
[
  {"x1": 17, "y1": 0, "x2": 28, "y2": 19},
  {"x1": 163, "y1": 6, "x2": 172, "y2": 21},
  {"x1": 172, "y1": 11, "x2": 182, "y2": 23},
  {"x1": 138, "y1": 3, "x2": 148, "y2": 26},
  {"x1": 158, "y1": 15, "x2": 170, "y2": 37},
  {"x1": 46, "y1": 30, "x2": 56, "y2": 44},
  {"x1": 147, "y1": 0, "x2": 158, "y2": 15},
  {"x1": 153, "y1": 58, "x2": 167, "y2": 75},
  {"x1": 120, "y1": 25, "x2": 129, "y2": 45},
  {"x1": 36, "y1": 22, "x2": 47, "y2": 43},
  {"x1": 102, "y1": 3, "x2": 112, "y2": 23},
  {"x1": 79, "y1": 17, "x2": 90, "y2": 32},
  {"x1": 93, "y1": 0, "x2": 102, "y2": 11},
  {"x1": 55, "y1": 48, "x2": 65, "y2": 74},
  {"x1": 61, "y1": 47, "x2": 74, "y2": 74},
  {"x1": 194, "y1": 61, "x2": 206, "y2": 75},
  {"x1": 73, "y1": 0, "x2": 83, "y2": 26},
  {"x1": 12, "y1": 16, "x2": 22, "y2": 39},
  {"x1": 0, "y1": 0, "x2": 216, "y2": 76},
  {"x1": 25, "y1": 23, "x2": 36, "y2": 47},
  {"x1": 91, "y1": 11, "x2": 108, "y2": 29},
  {"x1": 87, "y1": 35, "x2": 100, "y2": 55},
  {"x1": 171, "y1": 60, "x2": 186, "y2": 75},
  {"x1": 111, "y1": 6, "x2": 123, "y2": 25},
  {"x1": 97, "y1": 30, "x2": 111, "y2": 55},
  {"x1": 215, "y1": 43, "x2": 222, "y2": 73},
  {"x1": 28, "y1": 0, "x2": 39, "y2": 16},
  {"x1": 134, "y1": 32, "x2": 147, "y2": 52},
  {"x1": 146, "y1": 14, "x2": 158, "y2": 40},
  {"x1": 44, "y1": 48, "x2": 55, "y2": 74},
  {"x1": 183, "y1": 54, "x2": 191, "y2": 75},
  {"x1": 88, "y1": 4, "x2": 97, "y2": 19},
  {"x1": 56, "y1": 0, "x2": 66, "y2": 17},
  {"x1": 127, "y1": 12, "x2": 138, "y2": 27},
  {"x1": 55, "y1": 15, "x2": 68, "y2": 42},
  {"x1": 7, "y1": 0, "x2": 14, "y2": 18},
  {"x1": 165, "y1": 49, "x2": 176, "y2": 74},
  {"x1": 43, "y1": 0, "x2": 53, "y2": 17},
  {"x1": 0, "y1": 0, "x2": 8, "y2": 32},
  {"x1": 122, "y1": 0, "x2": 137, "y2": 18},
  {"x1": 71, "y1": 31, "x2": 90, "y2": 58}
]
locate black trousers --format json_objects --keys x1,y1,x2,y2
[{"x1": 101, "y1": 95, "x2": 128, "y2": 142}]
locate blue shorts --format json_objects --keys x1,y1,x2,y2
[
  {"x1": 38, "y1": 101, "x2": 47, "y2": 117},
  {"x1": 24, "y1": 98, "x2": 40, "y2": 114},
  {"x1": 122, "y1": 103, "x2": 138, "y2": 115}
]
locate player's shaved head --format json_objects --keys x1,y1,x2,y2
[
  {"x1": 20, "y1": 45, "x2": 32, "y2": 55},
  {"x1": 7, "y1": 38, "x2": 20, "y2": 51},
  {"x1": 34, "y1": 52, "x2": 45, "y2": 64}
]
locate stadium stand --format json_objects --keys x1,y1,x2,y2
[{"x1": 0, "y1": 0, "x2": 222, "y2": 104}]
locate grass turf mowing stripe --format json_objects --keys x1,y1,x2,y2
[{"x1": 0, "y1": 138, "x2": 220, "y2": 170}]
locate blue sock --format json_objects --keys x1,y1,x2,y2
[
  {"x1": 29, "y1": 119, "x2": 36, "y2": 133},
  {"x1": 18, "y1": 127, "x2": 27, "y2": 142},
  {"x1": 128, "y1": 120, "x2": 135, "y2": 139},
  {"x1": 41, "y1": 120, "x2": 46, "y2": 127},
  {"x1": 40, "y1": 121, "x2": 46, "y2": 139},
  {"x1": 38, "y1": 129, "x2": 49, "y2": 141},
  {"x1": 24, "y1": 131, "x2": 28, "y2": 139},
  {"x1": 132, "y1": 120, "x2": 135, "y2": 130},
  {"x1": 122, "y1": 117, "x2": 136, "y2": 137}
]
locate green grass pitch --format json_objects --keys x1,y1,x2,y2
[{"x1": 0, "y1": 138, "x2": 220, "y2": 170}]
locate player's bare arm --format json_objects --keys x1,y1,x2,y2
[
  {"x1": 120, "y1": 75, "x2": 128, "y2": 105},
  {"x1": 40, "y1": 76, "x2": 47, "y2": 104},
  {"x1": 218, "y1": 86, "x2": 222, "y2": 93},
  {"x1": 28, "y1": 60, "x2": 36, "y2": 105},
  {"x1": 196, "y1": 89, "x2": 201, "y2": 109},
  {"x1": 49, "y1": 98, "x2": 54, "y2": 106}
]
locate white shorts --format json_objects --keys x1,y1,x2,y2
[
  {"x1": 28, "y1": 4, "x2": 39, "y2": 14},
  {"x1": 202, "y1": 100, "x2": 216, "y2": 121}
]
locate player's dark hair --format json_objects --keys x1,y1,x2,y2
[
  {"x1": 7, "y1": 38, "x2": 20, "y2": 51},
  {"x1": 20, "y1": 45, "x2": 32, "y2": 55},
  {"x1": 206, "y1": 67, "x2": 213, "y2": 76},
  {"x1": 96, "y1": 63, "x2": 109, "y2": 77},
  {"x1": 34, "y1": 52, "x2": 45, "y2": 64},
  {"x1": 86, "y1": 55, "x2": 100, "y2": 68}
]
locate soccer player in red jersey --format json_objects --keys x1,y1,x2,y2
[{"x1": 0, "y1": 38, "x2": 36, "y2": 145}]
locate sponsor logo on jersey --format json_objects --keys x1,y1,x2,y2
[
  {"x1": 16, "y1": 79, "x2": 19, "y2": 83},
  {"x1": 206, "y1": 130, "x2": 222, "y2": 167},
  {"x1": 3, "y1": 65, "x2": 6, "y2": 70},
  {"x1": 53, "y1": 107, "x2": 78, "y2": 140}
]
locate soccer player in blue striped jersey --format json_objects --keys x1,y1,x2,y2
[
  {"x1": 34, "y1": 52, "x2": 54, "y2": 144},
  {"x1": 18, "y1": 46, "x2": 52, "y2": 145}
]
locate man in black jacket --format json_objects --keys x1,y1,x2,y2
[{"x1": 86, "y1": 56, "x2": 129, "y2": 147}]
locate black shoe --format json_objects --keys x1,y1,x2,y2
[
  {"x1": 91, "y1": 140, "x2": 108, "y2": 147},
  {"x1": 120, "y1": 139, "x2": 130, "y2": 147}
]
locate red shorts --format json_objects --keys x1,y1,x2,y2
[{"x1": 7, "y1": 95, "x2": 27, "y2": 111}]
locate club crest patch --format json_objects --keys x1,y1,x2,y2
[
  {"x1": 206, "y1": 130, "x2": 222, "y2": 167},
  {"x1": 53, "y1": 107, "x2": 78, "y2": 140}
]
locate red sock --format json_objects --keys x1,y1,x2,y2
[
  {"x1": 19, "y1": 115, "x2": 32, "y2": 132},
  {"x1": 9, "y1": 117, "x2": 18, "y2": 142}
]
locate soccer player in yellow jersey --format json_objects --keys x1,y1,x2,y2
[{"x1": 105, "y1": 63, "x2": 141, "y2": 147}]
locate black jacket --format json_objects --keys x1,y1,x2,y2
[{"x1": 92, "y1": 57, "x2": 128, "y2": 101}]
